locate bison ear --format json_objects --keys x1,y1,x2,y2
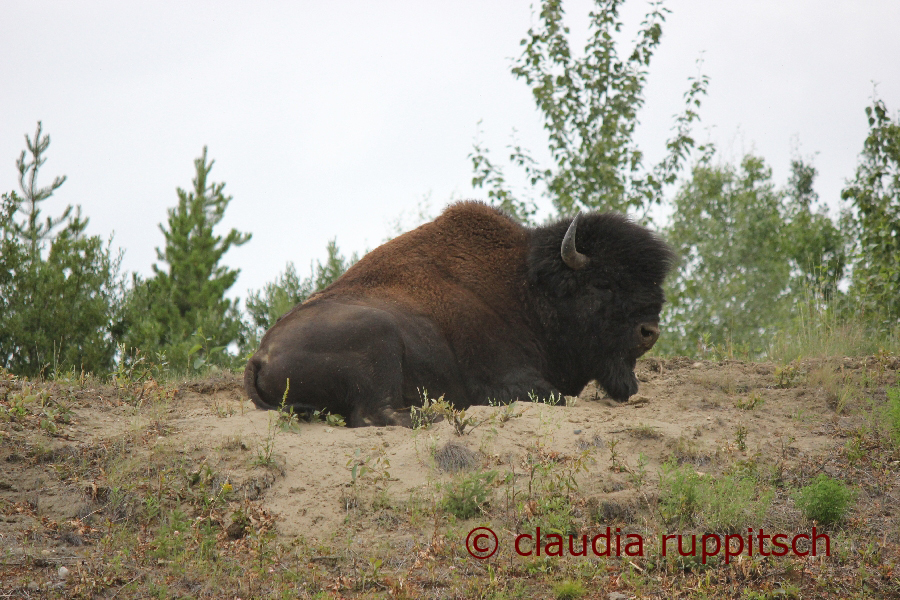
[{"x1": 561, "y1": 213, "x2": 590, "y2": 270}]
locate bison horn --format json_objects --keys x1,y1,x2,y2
[{"x1": 561, "y1": 213, "x2": 590, "y2": 270}]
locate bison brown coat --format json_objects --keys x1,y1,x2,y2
[{"x1": 244, "y1": 201, "x2": 673, "y2": 426}]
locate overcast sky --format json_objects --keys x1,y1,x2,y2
[{"x1": 2, "y1": 0, "x2": 898, "y2": 303}]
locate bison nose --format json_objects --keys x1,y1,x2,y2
[{"x1": 638, "y1": 323, "x2": 660, "y2": 350}]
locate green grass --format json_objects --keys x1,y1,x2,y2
[{"x1": 658, "y1": 459, "x2": 774, "y2": 533}]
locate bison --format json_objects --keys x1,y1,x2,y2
[{"x1": 244, "y1": 201, "x2": 673, "y2": 427}]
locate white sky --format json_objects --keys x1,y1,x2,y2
[{"x1": 2, "y1": 1, "x2": 898, "y2": 303}]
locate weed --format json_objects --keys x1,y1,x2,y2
[
  {"x1": 346, "y1": 447, "x2": 391, "y2": 487},
  {"x1": 441, "y1": 470, "x2": 496, "y2": 519},
  {"x1": 658, "y1": 460, "x2": 773, "y2": 532},
  {"x1": 254, "y1": 380, "x2": 294, "y2": 467},
  {"x1": 325, "y1": 412, "x2": 346, "y2": 427},
  {"x1": 254, "y1": 413, "x2": 280, "y2": 468},
  {"x1": 628, "y1": 453, "x2": 650, "y2": 491},
  {"x1": 735, "y1": 392, "x2": 765, "y2": 410},
  {"x1": 553, "y1": 579, "x2": 586, "y2": 600},
  {"x1": 112, "y1": 345, "x2": 165, "y2": 403},
  {"x1": 150, "y1": 509, "x2": 192, "y2": 560},
  {"x1": 213, "y1": 397, "x2": 236, "y2": 418},
  {"x1": 360, "y1": 557, "x2": 383, "y2": 590},
  {"x1": 310, "y1": 408, "x2": 347, "y2": 427},
  {"x1": 657, "y1": 461, "x2": 702, "y2": 527},
  {"x1": 418, "y1": 396, "x2": 482, "y2": 435},
  {"x1": 735, "y1": 424, "x2": 748, "y2": 452},
  {"x1": 775, "y1": 361, "x2": 803, "y2": 388},
  {"x1": 411, "y1": 391, "x2": 447, "y2": 430},
  {"x1": 794, "y1": 474, "x2": 856, "y2": 525},
  {"x1": 187, "y1": 327, "x2": 227, "y2": 372},
  {"x1": 489, "y1": 398, "x2": 524, "y2": 423},
  {"x1": 608, "y1": 438, "x2": 625, "y2": 472},
  {"x1": 527, "y1": 390, "x2": 563, "y2": 406},
  {"x1": 277, "y1": 406, "x2": 302, "y2": 432},
  {"x1": 883, "y1": 385, "x2": 900, "y2": 447},
  {"x1": 629, "y1": 423, "x2": 661, "y2": 439},
  {"x1": 844, "y1": 432, "x2": 867, "y2": 466},
  {"x1": 526, "y1": 494, "x2": 576, "y2": 535}
]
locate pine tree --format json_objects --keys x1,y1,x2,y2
[
  {"x1": 244, "y1": 239, "x2": 357, "y2": 346},
  {"x1": 14, "y1": 122, "x2": 71, "y2": 256},
  {"x1": 122, "y1": 147, "x2": 251, "y2": 370},
  {"x1": 0, "y1": 123, "x2": 121, "y2": 376}
]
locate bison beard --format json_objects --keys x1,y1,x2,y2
[{"x1": 244, "y1": 201, "x2": 674, "y2": 427}]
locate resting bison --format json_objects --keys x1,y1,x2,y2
[{"x1": 244, "y1": 201, "x2": 673, "y2": 427}]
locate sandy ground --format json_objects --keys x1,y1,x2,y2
[{"x1": 2, "y1": 356, "x2": 868, "y2": 548}]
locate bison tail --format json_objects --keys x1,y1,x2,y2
[{"x1": 243, "y1": 356, "x2": 277, "y2": 410}]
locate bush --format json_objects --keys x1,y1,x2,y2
[
  {"x1": 794, "y1": 474, "x2": 856, "y2": 525},
  {"x1": 440, "y1": 470, "x2": 496, "y2": 519}
]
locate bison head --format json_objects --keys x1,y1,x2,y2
[{"x1": 529, "y1": 212, "x2": 674, "y2": 402}]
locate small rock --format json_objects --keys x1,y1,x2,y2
[
  {"x1": 628, "y1": 395, "x2": 650, "y2": 406},
  {"x1": 573, "y1": 429, "x2": 582, "y2": 434},
  {"x1": 58, "y1": 566, "x2": 70, "y2": 579}
]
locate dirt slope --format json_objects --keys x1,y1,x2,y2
[{"x1": 1, "y1": 356, "x2": 898, "y2": 597}]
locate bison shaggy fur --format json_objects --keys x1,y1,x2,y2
[{"x1": 244, "y1": 201, "x2": 673, "y2": 427}]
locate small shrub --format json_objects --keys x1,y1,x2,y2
[
  {"x1": 794, "y1": 474, "x2": 856, "y2": 525},
  {"x1": 441, "y1": 470, "x2": 496, "y2": 519}
]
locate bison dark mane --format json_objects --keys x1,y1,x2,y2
[{"x1": 245, "y1": 201, "x2": 674, "y2": 427}]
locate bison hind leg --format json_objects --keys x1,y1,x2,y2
[{"x1": 351, "y1": 404, "x2": 412, "y2": 428}]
